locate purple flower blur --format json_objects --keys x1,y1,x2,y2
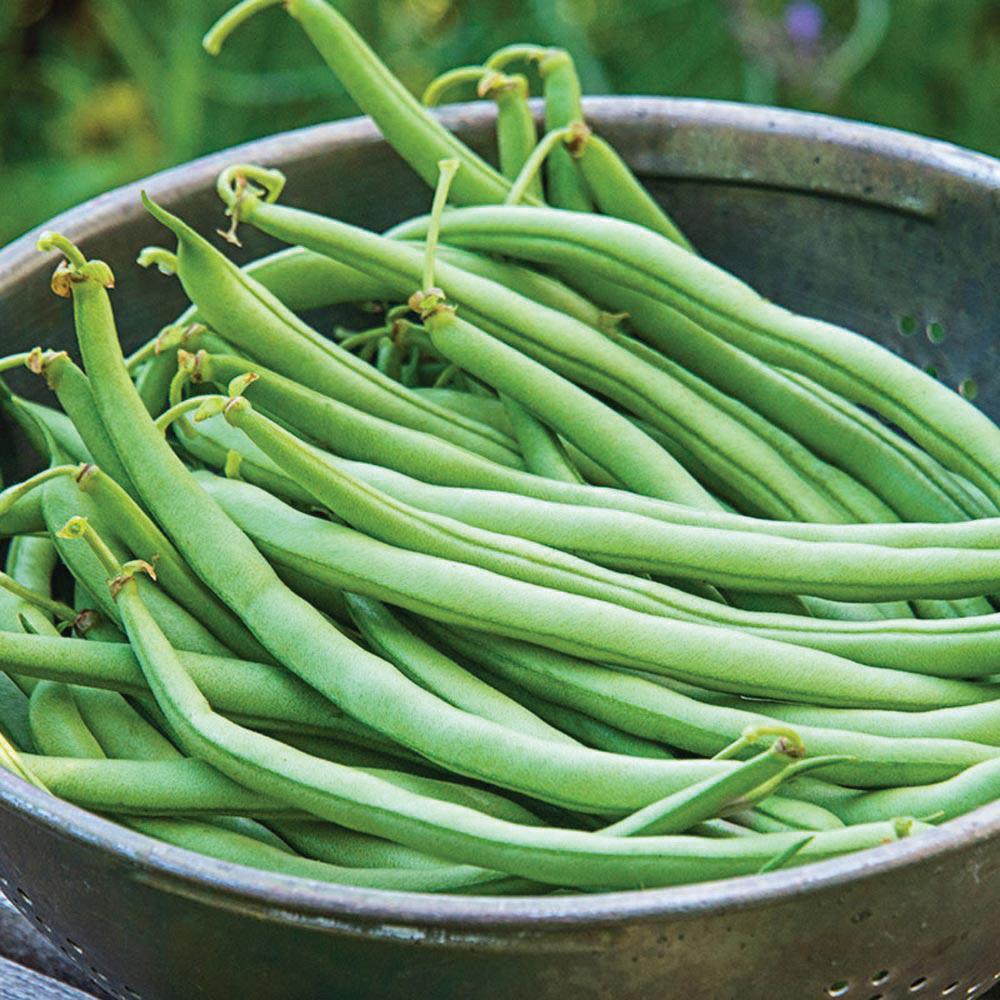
[{"x1": 784, "y1": 1, "x2": 825, "y2": 47}]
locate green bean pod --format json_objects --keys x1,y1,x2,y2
[
  {"x1": 184, "y1": 350, "x2": 689, "y2": 505},
  {"x1": 139, "y1": 196, "x2": 522, "y2": 466},
  {"x1": 312, "y1": 459, "x2": 999, "y2": 603},
  {"x1": 200, "y1": 408, "x2": 1000, "y2": 675},
  {"x1": 791, "y1": 759, "x2": 1000, "y2": 825},
  {"x1": 200, "y1": 474, "x2": 995, "y2": 711},
  {"x1": 534, "y1": 49, "x2": 592, "y2": 211},
  {"x1": 344, "y1": 594, "x2": 577, "y2": 746},
  {"x1": 430, "y1": 625, "x2": 999, "y2": 788},
  {"x1": 203, "y1": 0, "x2": 534, "y2": 207},
  {"x1": 75, "y1": 463, "x2": 272, "y2": 664},
  {"x1": 40, "y1": 477, "x2": 234, "y2": 658},
  {"x1": 603, "y1": 740, "x2": 804, "y2": 837},
  {"x1": 31, "y1": 352, "x2": 139, "y2": 498},
  {"x1": 587, "y1": 278, "x2": 987, "y2": 524},
  {"x1": 396, "y1": 205, "x2": 1000, "y2": 504},
  {"x1": 86, "y1": 551, "x2": 916, "y2": 888},
  {"x1": 572, "y1": 128, "x2": 693, "y2": 249}
]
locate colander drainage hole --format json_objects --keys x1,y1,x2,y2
[
  {"x1": 827, "y1": 983, "x2": 850, "y2": 998},
  {"x1": 966, "y1": 985, "x2": 983, "y2": 996},
  {"x1": 898, "y1": 315, "x2": 917, "y2": 336},
  {"x1": 872, "y1": 972, "x2": 890, "y2": 986},
  {"x1": 910, "y1": 978, "x2": 928, "y2": 992},
  {"x1": 959, "y1": 378, "x2": 978, "y2": 401},
  {"x1": 941, "y1": 986, "x2": 958, "y2": 996},
  {"x1": 926, "y1": 321, "x2": 946, "y2": 344}
]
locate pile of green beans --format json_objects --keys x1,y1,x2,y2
[{"x1": 0, "y1": 0, "x2": 996, "y2": 895}]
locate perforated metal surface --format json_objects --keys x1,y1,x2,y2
[{"x1": 0, "y1": 99, "x2": 997, "y2": 999}]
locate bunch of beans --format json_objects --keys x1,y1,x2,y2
[{"x1": 0, "y1": 0, "x2": 998, "y2": 894}]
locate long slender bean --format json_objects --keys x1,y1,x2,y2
[
  {"x1": 189, "y1": 405, "x2": 1000, "y2": 675},
  {"x1": 197, "y1": 472, "x2": 995, "y2": 711},
  {"x1": 44, "y1": 233, "x2": 746, "y2": 814},
  {"x1": 429, "y1": 624, "x2": 999, "y2": 788},
  {"x1": 204, "y1": 0, "x2": 537, "y2": 207},
  {"x1": 60, "y1": 518, "x2": 914, "y2": 889},
  {"x1": 393, "y1": 205, "x2": 1000, "y2": 503},
  {"x1": 135, "y1": 200, "x2": 522, "y2": 466}
]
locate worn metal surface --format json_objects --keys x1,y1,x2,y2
[{"x1": 0, "y1": 98, "x2": 997, "y2": 1000}]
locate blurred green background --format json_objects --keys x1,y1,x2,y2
[{"x1": 1, "y1": 0, "x2": 998, "y2": 246}]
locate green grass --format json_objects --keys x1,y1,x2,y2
[{"x1": 0, "y1": 0, "x2": 997, "y2": 245}]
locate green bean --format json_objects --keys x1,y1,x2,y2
[
  {"x1": 344, "y1": 594, "x2": 576, "y2": 745},
  {"x1": 491, "y1": 73, "x2": 545, "y2": 201},
  {"x1": 790, "y1": 760, "x2": 1000, "y2": 825},
  {"x1": 430, "y1": 625, "x2": 999, "y2": 788},
  {"x1": 604, "y1": 325, "x2": 897, "y2": 523},
  {"x1": 498, "y1": 395, "x2": 584, "y2": 482},
  {"x1": 579, "y1": 276, "x2": 989, "y2": 525},
  {"x1": 222, "y1": 171, "x2": 920, "y2": 522},
  {"x1": 199, "y1": 473, "x2": 996, "y2": 711},
  {"x1": 706, "y1": 696, "x2": 1000, "y2": 748},
  {"x1": 29, "y1": 682, "x2": 106, "y2": 758},
  {"x1": 602, "y1": 736, "x2": 804, "y2": 836},
  {"x1": 46, "y1": 234, "x2": 745, "y2": 816},
  {"x1": 20, "y1": 746, "x2": 519, "y2": 891},
  {"x1": 136, "y1": 201, "x2": 522, "y2": 466},
  {"x1": 780, "y1": 367, "x2": 995, "y2": 519},
  {"x1": 0, "y1": 385, "x2": 91, "y2": 466},
  {"x1": 396, "y1": 205, "x2": 1000, "y2": 504},
  {"x1": 306, "y1": 460, "x2": 998, "y2": 603},
  {"x1": 572, "y1": 127, "x2": 693, "y2": 249},
  {"x1": 200, "y1": 169, "x2": 707, "y2": 504},
  {"x1": 75, "y1": 464, "x2": 272, "y2": 663},
  {"x1": 130, "y1": 817, "x2": 531, "y2": 893},
  {"x1": 490, "y1": 46, "x2": 591, "y2": 210},
  {"x1": 0, "y1": 537, "x2": 60, "y2": 748},
  {"x1": 16, "y1": 611, "x2": 448, "y2": 882},
  {"x1": 176, "y1": 415, "x2": 314, "y2": 504},
  {"x1": 463, "y1": 666, "x2": 675, "y2": 760},
  {"x1": 180, "y1": 348, "x2": 677, "y2": 503},
  {"x1": 64, "y1": 518, "x2": 915, "y2": 888},
  {"x1": 486, "y1": 43, "x2": 690, "y2": 244},
  {"x1": 20, "y1": 754, "x2": 545, "y2": 832},
  {"x1": 0, "y1": 629, "x2": 356, "y2": 737},
  {"x1": 40, "y1": 477, "x2": 234, "y2": 658},
  {"x1": 422, "y1": 318, "x2": 696, "y2": 500},
  {"x1": 204, "y1": 0, "x2": 536, "y2": 208},
  {"x1": 184, "y1": 431, "x2": 992, "y2": 672},
  {"x1": 600, "y1": 316, "x2": 992, "y2": 618},
  {"x1": 276, "y1": 820, "x2": 457, "y2": 869},
  {"x1": 191, "y1": 406, "x2": 998, "y2": 675},
  {"x1": 30, "y1": 564, "x2": 503, "y2": 869},
  {"x1": 414, "y1": 387, "x2": 513, "y2": 435},
  {"x1": 0, "y1": 491, "x2": 46, "y2": 538},
  {"x1": 29, "y1": 351, "x2": 139, "y2": 498},
  {"x1": 458, "y1": 67, "x2": 582, "y2": 488},
  {"x1": 129, "y1": 247, "x2": 614, "y2": 422},
  {"x1": 754, "y1": 796, "x2": 845, "y2": 832},
  {"x1": 213, "y1": 392, "x2": 720, "y2": 612}
]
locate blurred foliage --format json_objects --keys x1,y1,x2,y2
[{"x1": 0, "y1": 0, "x2": 998, "y2": 244}]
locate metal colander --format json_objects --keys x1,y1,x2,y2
[{"x1": 0, "y1": 98, "x2": 997, "y2": 1000}]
